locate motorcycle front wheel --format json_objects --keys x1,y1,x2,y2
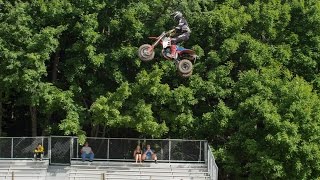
[{"x1": 138, "y1": 44, "x2": 155, "y2": 62}]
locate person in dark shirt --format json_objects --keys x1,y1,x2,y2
[{"x1": 133, "y1": 145, "x2": 143, "y2": 163}]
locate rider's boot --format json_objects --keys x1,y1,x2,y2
[{"x1": 168, "y1": 45, "x2": 177, "y2": 59}]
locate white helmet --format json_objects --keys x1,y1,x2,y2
[{"x1": 172, "y1": 11, "x2": 182, "y2": 21}]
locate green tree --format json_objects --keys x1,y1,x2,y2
[
  {"x1": 1, "y1": 0, "x2": 320, "y2": 179},
  {"x1": 220, "y1": 66, "x2": 320, "y2": 179}
]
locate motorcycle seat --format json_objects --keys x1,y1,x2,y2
[{"x1": 177, "y1": 46, "x2": 195, "y2": 55}]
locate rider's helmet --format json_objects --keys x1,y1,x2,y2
[{"x1": 172, "y1": 11, "x2": 182, "y2": 21}]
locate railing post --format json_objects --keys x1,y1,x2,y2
[
  {"x1": 204, "y1": 141, "x2": 208, "y2": 164},
  {"x1": 209, "y1": 154, "x2": 212, "y2": 180},
  {"x1": 199, "y1": 141, "x2": 202, "y2": 161},
  {"x1": 11, "y1": 138, "x2": 13, "y2": 158},
  {"x1": 208, "y1": 145, "x2": 211, "y2": 179},
  {"x1": 160, "y1": 140, "x2": 163, "y2": 160},
  {"x1": 70, "y1": 137, "x2": 73, "y2": 163},
  {"x1": 48, "y1": 136, "x2": 51, "y2": 164},
  {"x1": 76, "y1": 137, "x2": 79, "y2": 158},
  {"x1": 168, "y1": 139, "x2": 171, "y2": 163},
  {"x1": 107, "y1": 139, "x2": 110, "y2": 159},
  {"x1": 41, "y1": 137, "x2": 44, "y2": 159}
]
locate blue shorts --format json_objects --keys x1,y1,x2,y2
[{"x1": 145, "y1": 155, "x2": 152, "y2": 160}]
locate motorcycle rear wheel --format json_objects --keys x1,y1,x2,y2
[
  {"x1": 138, "y1": 44, "x2": 155, "y2": 62},
  {"x1": 179, "y1": 70, "x2": 193, "y2": 78},
  {"x1": 178, "y1": 59, "x2": 193, "y2": 74}
]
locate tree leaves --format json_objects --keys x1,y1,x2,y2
[{"x1": 1, "y1": 0, "x2": 320, "y2": 179}]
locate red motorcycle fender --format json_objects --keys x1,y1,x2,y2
[
  {"x1": 178, "y1": 49, "x2": 197, "y2": 61},
  {"x1": 179, "y1": 49, "x2": 196, "y2": 55}
]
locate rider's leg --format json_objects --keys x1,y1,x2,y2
[
  {"x1": 170, "y1": 37, "x2": 177, "y2": 58},
  {"x1": 170, "y1": 33, "x2": 190, "y2": 58},
  {"x1": 170, "y1": 44, "x2": 177, "y2": 58}
]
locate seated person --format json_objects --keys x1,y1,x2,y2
[
  {"x1": 142, "y1": 144, "x2": 157, "y2": 163},
  {"x1": 133, "y1": 145, "x2": 142, "y2": 163},
  {"x1": 80, "y1": 142, "x2": 94, "y2": 162},
  {"x1": 34, "y1": 143, "x2": 44, "y2": 161}
]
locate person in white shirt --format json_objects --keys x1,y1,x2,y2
[{"x1": 81, "y1": 142, "x2": 94, "y2": 162}]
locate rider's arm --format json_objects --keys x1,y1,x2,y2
[{"x1": 175, "y1": 18, "x2": 188, "y2": 31}]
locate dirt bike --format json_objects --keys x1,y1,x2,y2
[{"x1": 138, "y1": 29, "x2": 197, "y2": 77}]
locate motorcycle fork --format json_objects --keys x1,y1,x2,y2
[
  {"x1": 148, "y1": 35, "x2": 163, "y2": 53},
  {"x1": 147, "y1": 46, "x2": 154, "y2": 53}
]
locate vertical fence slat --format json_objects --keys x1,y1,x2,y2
[
  {"x1": 70, "y1": 137, "x2": 73, "y2": 163},
  {"x1": 48, "y1": 136, "x2": 51, "y2": 164},
  {"x1": 199, "y1": 141, "x2": 202, "y2": 161},
  {"x1": 204, "y1": 141, "x2": 208, "y2": 164},
  {"x1": 76, "y1": 138, "x2": 79, "y2": 159},
  {"x1": 107, "y1": 139, "x2": 110, "y2": 159},
  {"x1": 11, "y1": 138, "x2": 13, "y2": 158},
  {"x1": 168, "y1": 139, "x2": 171, "y2": 163}
]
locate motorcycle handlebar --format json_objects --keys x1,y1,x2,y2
[{"x1": 166, "y1": 29, "x2": 175, "y2": 34}]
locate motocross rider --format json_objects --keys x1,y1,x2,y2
[{"x1": 169, "y1": 11, "x2": 191, "y2": 59}]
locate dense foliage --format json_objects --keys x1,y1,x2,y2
[{"x1": 1, "y1": 0, "x2": 320, "y2": 179}]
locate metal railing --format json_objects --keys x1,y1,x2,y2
[
  {"x1": 0, "y1": 137, "x2": 49, "y2": 159},
  {"x1": 0, "y1": 137, "x2": 206, "y2": 162},
  {"x1": 72, "y1": 137, "x2": 206, "y2": 163},
  {"x1": 0, "y1": 136, "x2": 219, "y2": 179},
  {"x1": 206, "y1": 144, "x2": 219, "y2": 180}
]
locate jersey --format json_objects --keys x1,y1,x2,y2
[
  {"x1": 81, "y1": 146, "x2": 92, "y2": 154},
  {"x1": 175, "y1": 17, "x2": 191, "y2": 34},
  {"x1": 34, "y1": 145, "x2": 44, "y2": 153}
]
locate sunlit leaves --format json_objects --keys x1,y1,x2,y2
[
  {"x1": 1, "y1": 0, "x2": 320, "y2": 179},
  {"x1": 228, "y1": 66, "x2": 320, "y2": 179}
]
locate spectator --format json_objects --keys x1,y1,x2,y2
[
  {"x1": 142, "y1": 144, "x2": 157, "y2": 163},
  {"x1": 80, "y1": 142, "x2": 94, "y2": 162},
  {"x1": 133, "y1": 145, "x2": 142, "y2": 163},
  {"x1": 34, "y1": 143, "x2": 44, "y2": 161}
]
